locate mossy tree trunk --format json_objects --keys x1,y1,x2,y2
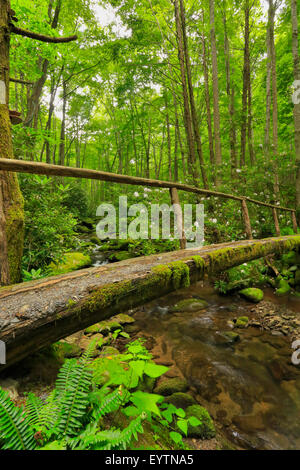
[{"x1": 0, "y1": 1, "x2": 24, "y2": 286}]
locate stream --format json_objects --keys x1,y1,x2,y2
[{"x1": 131, "y1": 283, "x2": 300, "y2": 450}]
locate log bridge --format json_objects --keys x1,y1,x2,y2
[{"x1": 0, "y1": 159, "x2": 299, "y2": 370}]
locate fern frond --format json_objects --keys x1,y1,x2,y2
[
  {"x1": 25, "y1": 393, "x2": 44, "y2": 428},
  {"x1": 92, "y1": 388, "x2": 125, "y2": 421},
  {"x1": 38, "y1": 390, "x2": 60, "y2": 430},
  {"x1": 94, "y1": 415, "x2": 144, "y2": 450},
  {"x1": 55, "y1": 351, "x2": 93, "y2": 437},
  {"x1": 0, "y1": 388, "x2": 36, "y2": 450}
]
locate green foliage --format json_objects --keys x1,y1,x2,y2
[
  {"x1": 0, "y1": 339, "x2": 201, "y2": 451},
  {"x1": 20, "y1": 175, "x2": 78, "y2": 274}
]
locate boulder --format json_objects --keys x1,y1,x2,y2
[
  {"x1": 239, "y1": 288, "x2": 264, "y2": 303},
  {"x1": 164, "y1": 392, "x2": 196, "y2": 409},
  {"x1": 275, "y1": 279, "x2": 292, "y2": 296},
  {"x1": 154, "y1": 377, "x2": 188, "y2": 396},
  {"x1": 171, "y1": 298, "x2": 208, "y2": 313}
]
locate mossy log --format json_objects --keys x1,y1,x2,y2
[{"x1": 0, "y1": 235, "x2": 300, "y2": 370}]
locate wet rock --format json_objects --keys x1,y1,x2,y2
[
  {"x1": 239, "y1": 288, "x2": 264, "y2": 303},
  {"x1": 164, "y1": 392, "x2": 196, "y2": 409},
  {"x1": 221, "y1": 331, "x2": 240, "y2": 344},
  {"x1": 267, "y1": 359, "x2": 296, "y2": 382},
  {"x1": 154, "y1": 377, "x2": 188, "y2": 396},
  {"x1": 235, "y1": 316, "x2": 249, "y2": 328},
  {"x1": 232, "y1": 414, "x2": 265, "y2": 433},
  {"x1": 170, "y1": 298, "x2": 208, "y2": 313}
]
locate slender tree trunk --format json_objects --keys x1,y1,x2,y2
[
  {"x1": 240, "y1": 0, "x2": 250, "y2": 167},
  {"x1": 0, "y1": 1, "x2": 24, "y2": 285},
  {"x1": 222, "y1": 8, "x2": 237, "y2": 173},
  {"x1": 202, "y1": 28, "x2": 215, "y2": 168},
  {"x1": 209, "y1": 0, "x2": 222, "y2": 184},
  {"x1": 174, "y1": 0, "x2": 199, "y2": 185},
  {"x1": 267, "y1": 0, "x2": 280, "y2": 201},
  {"x1": 24, "y1": 0, "x2": 62, "y2": 128},
  {"x1": 59, "y1": 79, "x2": 67, "y2": 166},
  {"x1": 179, "y1": 0, "x2": 209, "y2": 189},
  {"x1": 291, "y1": 0, "x2": 300, "y2": 217}
]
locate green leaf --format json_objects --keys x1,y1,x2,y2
[
  {"x1": 144, "y1": 363, "x2": 169, "y2": 378},
  {"x1": 169, "y1": 431, "x2": 183, "y2": 444},
  {"x1": 175, "y1": 408, "x2": 186, "y2": 418},
  {"x1": 130, "y1": 391, "x2": 162, "y2": 416},
  {"x1": 177, "y1": 418, "x2": 188, "y2": 436},
  {"x1": 188, "y1": 416, "x2": 201, "y2": 427}
]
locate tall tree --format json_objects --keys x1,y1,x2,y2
[
  {"x1": 209, "y1": 0, "x2": 222, "y2": 184},
  {"x1": 0, "y1": 1, "x2": 24, "y2": 285},
  {"x1": 291, "y1": 0, "x2": 300, "y2": 217}
]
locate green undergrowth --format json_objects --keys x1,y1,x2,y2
[{"x1": 0, "y1": 339, "x2": 210, "y2": 451}]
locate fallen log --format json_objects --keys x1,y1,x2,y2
[{"x1": 0, "y1": 236, "x2": 299, "y2": 371}]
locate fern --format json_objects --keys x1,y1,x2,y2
[
  {"x1": 68, "y1": 415, "x2": 144, "y2": 450},
  {"x1": 0, "y1": 388, "x2": 36, "y2": 450},
  {"x1": 93, "y1": 387, "x2": 128, "y2": 421},
  {"x1": 25, "y1": 393, "x2": 44, "y2": 428}
]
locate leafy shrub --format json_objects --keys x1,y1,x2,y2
[{"x1": 20, "y1": 175, "x2": 78, "y2": 273}]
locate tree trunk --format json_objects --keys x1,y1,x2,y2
[
  {"x1": 0, "y1": 1, "x2": 24, "y2": 285},
  {"x1": 291, "y1": 0, "x2": 300, "y2": 217},
  {"x1": 59, "y1": 79, "x2": 67, "y2": 166},
  {"x1": 267, "y1": 0, "x2": 280, "y2": 202},
  {"x1": 240, "y1": 0, "x2": 250, "y2": 167},
  {"x1": 179, "y1": 0, "x2": 209, "y2": 189},
  {"x1": 24, "y1": 0, "x2": 62, "y2": 128},
  {"x1": 222, "y1": 8, "x2": 237, "y2": 173},
  {"x1": 209, "y1": 0, "x2": 222, "y2": 184},
  {"x1": 174, "y1": 0, "x2": 199, "y2": 185}
]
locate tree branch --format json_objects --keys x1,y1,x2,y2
[
  {"x1": 10, "y1": 25, "x2": 77, "y2": 43},
  {"x1": 9, "y1": 77, "x2": 33, "y2": 85}
]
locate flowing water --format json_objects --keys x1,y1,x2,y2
[{"x1": 132, "y1": 283, "x2": 300, "y2": 450}]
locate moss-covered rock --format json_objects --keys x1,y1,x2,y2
[
  {"x1": 235, "y1": 316, "x2": 249, "y2": 328},
  {"x1": 185, "y1": 405, "x2": 216, "y2": 439},
  {"x1": 170, "y1": 298, "x2": 208, "y2": 313},
  {"x1": 276, "y1": 279, "x2": 292, "y2": 296},
  {"x1": 85, "y1": 323, "x2": 101, "y2": 335},
  {"x1": 99, "y1": 346, "x2": 120, "y2": 357},
  {"x1": 112, "y1": 314, "x2": 135, "y2": 325},
  {"x1": 49, "y1": 252, "x2": 91, "y2": 275},
  {"x1": 109, "y1": 251, "x2": 133, "y2": 262},
  {"x1": 138, "y1": 376, "x2": 157, "y2": 393},
  {"x1": 164, "y1": 392, "x2": 196, "y2": 409},
  {"x1": 98, "y1": 320, "x2": 123, "y2": 335},
  {"x1": 154, "y1": 377, "x2": 188, "y2": 396},
  {"x1": 221, "y1": 331, "x2": 240, "y2": 343},
  {"x1": 51, "y1": 341, "x2": 82, "y2": 360},
  {"x1": 239, "y1": 288, "x2": 264, "y2": 303}
]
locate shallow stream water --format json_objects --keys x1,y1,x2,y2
[{"x1": 132, "y1": 283, "x2": 300, "y2": 450}]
